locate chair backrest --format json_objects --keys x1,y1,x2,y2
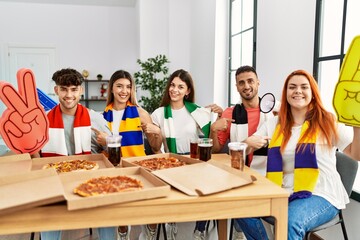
[{"x1": 336, "y1": 151, "x2": 359, "y2": 196}]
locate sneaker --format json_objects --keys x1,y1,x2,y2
[
  {"x1": 117, "y1": 228, "x2": 129, "y2": 240},
  {"x1": 193, "y1": 230, "x2": 205, "y2": 240},
  {"x1": 143, "y1": 224, "x2": 156, "y2": 240},
  {"x1": 232, "y1": 228, "x2": 246, "y2": 240},
  {"x1": 165, "y1": 223, "x2": 178, "y2": 240}
]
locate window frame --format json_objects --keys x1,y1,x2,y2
[
  {"x1": 228, "y1": 0, "x2": 257, "y2": 106},
  {"x1": 313, "y1": 0, "x2": 360, "y2": 201}
]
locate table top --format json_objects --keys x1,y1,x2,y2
[{"x1": 0, "y1": 154, "x2": 289, "y2": 236}]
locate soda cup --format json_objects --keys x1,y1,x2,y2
[
  {"x1": 106, "y1": 134, "x2": 122, "y2": 166},
  {"x1": 228, "y1": 142, "x2": 247, "y2": 171},
  {"x1": 198, "y1": 138, "x2": 213, "y2": 161}
]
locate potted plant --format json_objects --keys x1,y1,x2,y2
[
  {"x1": 97, "y1": 74, "x2": 103, "y2": 81},
  {"x1": 134, "y1": 55, "x2": 170, "y2": 113}
]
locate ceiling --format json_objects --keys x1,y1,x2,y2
[{"x1": 0, "y1": 0, "x2": 136, "y2": 7}]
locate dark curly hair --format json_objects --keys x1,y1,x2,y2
[{"x1": 52, "y1": 68, "x2": 83, "y2": 86}]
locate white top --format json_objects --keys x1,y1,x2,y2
[
  {"x1": 255, "y1": 116, "x2": 353, "y2": 209},
  {"x1": 111, "y1": 109, "x2": 125, "y2": 135},
  {"x1": 152, "y1": 106, "x2": 202, "y2": 154}
]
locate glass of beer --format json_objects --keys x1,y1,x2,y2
[
  {"x1": 198, "y1": 138, "x2": 213, "y2": 161},
  {"x1": 190, "y1": 138, "x2": 199, "y2": 159},
  {"x1": 106, "y1": 134, "x2": 122, "y2": 166},
  {"x1": 228, "y1": 142, "x2": 247, "y2": 171}
]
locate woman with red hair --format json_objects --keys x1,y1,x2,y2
[{"x1": 234, "y1": 69, "x2": 360, "y2": 240}]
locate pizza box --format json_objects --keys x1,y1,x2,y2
[
  {"x1": 151, "y1": 161, "x2": 256, "y2": 196},
  {"x1": 121, "y1": 153, "x2": 202, "y2": 171},
  {"x1": 0, "y1": 153, "x2": 32, "y2": 177},
  {"x1": 31, "y1": 153, "x2": 114, "y2": 172},
  {"x1": 59, "y1": 167, "x2": 171, "y2": 210},
  {"x1": 0, "y1": 168, "x2": 65, "y2": 214}
]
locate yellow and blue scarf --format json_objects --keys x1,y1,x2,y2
[
  {"x1": 266, "y1": 121, "x2": 319, "y2": 201},
  {"x1": 103, "y1": 102, "x2": 146, "y2": 157},
  {"x1": 164, "y1": 101, "x2": 211, "y2": 153}
]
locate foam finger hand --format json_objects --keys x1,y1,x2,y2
[{"x1": 333, "y1": 35, "x2": 360, "y2": 126}]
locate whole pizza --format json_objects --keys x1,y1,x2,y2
[
  {"x1": 42, "y1": 159, "x2": 99, "y2": 173},
  {"x1": 73, "y1": 175, "x2": 143, "y2": 197},
  {"x1": 133, "y1": 157, "x2": 186, "y2": 171}
]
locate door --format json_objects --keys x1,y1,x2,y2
[{"x1": 7, "y1": 45, "x2": 57, "y2": 95}]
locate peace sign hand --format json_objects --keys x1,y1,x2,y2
[{"x1": 0, "y1": 68, "x2": 49, "y2": 154}]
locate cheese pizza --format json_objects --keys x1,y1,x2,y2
[
  {"x1": 42, "y1": 159, "x2": 99, "y2": 173},
  {"x1": 73, "y1": 175, "x2": 143, "y2": 197},
  {"x1": 133, "y1": 157, "x2": 186, "y2": 171}
]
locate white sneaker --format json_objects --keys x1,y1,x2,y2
[
  {"x1": 232, "y1": 228, "x2": 246, "y2": 240},
  {"x1": 117, "y1": 227, "x2": 129, "y2": 240},
  {"x1": 165, "y1": 223, "x2": 178, "y2": 240},
  {"x1": 139, "y1": 225, "x2": 156, "y2": 240},
  {"x1": 193, "y1": 230, "x2": 205, "y2": 240}
]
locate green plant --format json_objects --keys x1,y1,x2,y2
[
  {"x1": 134, "y1": 55, "x2": 170, "y2": 113},
  {"x1": 97, "y1": 74, "x2": 103, "y2": 80}
]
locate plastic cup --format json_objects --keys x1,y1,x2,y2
[{"x1": 228, "y1": 142, "x2": 247, "y2": 171}]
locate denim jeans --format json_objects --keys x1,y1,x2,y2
[
  {"x1": 235, "y1": 195, "x2": 339, "y2": 240},
  {"x1": 41, "y1": 227, "x2": 116, "y2": 240},
  {"x1": 194, "y1": 221, "x2": 207, "y2": 232}
]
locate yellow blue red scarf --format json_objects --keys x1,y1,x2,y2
[
  {"x1": 103, "y1": 102, "x2": 146, "y2": 157},
  {"x1": 266, "y1": 121, "x2": 319, "y2": 201}
]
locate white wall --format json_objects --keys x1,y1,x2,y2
[
  {"x1": 136, "y1": 0, "x2": 228, "y2": 109},
  {"x1": 256, "y1": 0, "x2": 316, "y2": 100},
  {"x1": 0, "y1": 1, "x2": 138, "y2": 81}
]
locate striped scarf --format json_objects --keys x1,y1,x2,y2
[
  {"x1": 103, "y1": 102, "x2": 146, "y2": 157},
  {"x1": 266, "y1": 121, "x2": 319, "y2": 201},
  {"x1": 230, "y1": 103, "x2": 268, "y2": 166},
  {"x1": 41, "y1": 104, "x2": 91, "y2": 157},
  {"x1": 164, "y1": 101, "x2": 211, "y2": 153}
]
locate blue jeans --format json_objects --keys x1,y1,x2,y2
[
  {"x1": 235, "y1": 195, "x2": 339, "y2": 240},
  {"x1": 41, "y1": 227, "x2": 116, "y2": 240},
  {"x1": 194, "y1": 221, "x2": 207, "y2": 232}
]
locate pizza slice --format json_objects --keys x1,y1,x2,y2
[{"x1": 42, "y1": 159, "x2": 99, "y2": 173}]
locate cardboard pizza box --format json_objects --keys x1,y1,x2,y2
[
  {"x1": 59, "y1": 167, "x2": 171, "y2": 210},
  {"x1": 31, "y1": 153, "x2": 114, "y2": 172},
  {"x1": 152, "y1": 161, "x2": 256, "y2": 196},
  {"x1": 0, "y1": 168, "x2": 65, "y2": 214},
  {"x1": 121, "y1": 153, "x2": 202, "y2": 171},
  {"x1": 0, "y1": 153, "x2": 32, "y2": 177}
]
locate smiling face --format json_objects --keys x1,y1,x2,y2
[
  {"x1": 168, "y1": 77, "x2": 191, "y2": 103},
  {"x1": 55, "y1": 85, "x2": 83, "y2": 115},
  {"x1": 112, "y1": 78, "x2": 131, "y2": 109},
  {"x1": 286, "y1": 75, "x2": 312, "y2": 111},
  {"x1": 236, "y1": 71, "x2": 260, "y2": 101}
]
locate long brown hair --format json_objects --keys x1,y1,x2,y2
[
  {"x1": 160, "y1": 69, "x2": 195, "y2": 107},
  {"x1": 106, "y1": 70, "x2": 138, "y2": 106},
  {"x1": 276, "y1": 70, "x2": 338, "y2": 152}
]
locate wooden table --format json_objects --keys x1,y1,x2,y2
[{"x1": 0, "y1": 154, "x2": 289, "y2": 239}]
